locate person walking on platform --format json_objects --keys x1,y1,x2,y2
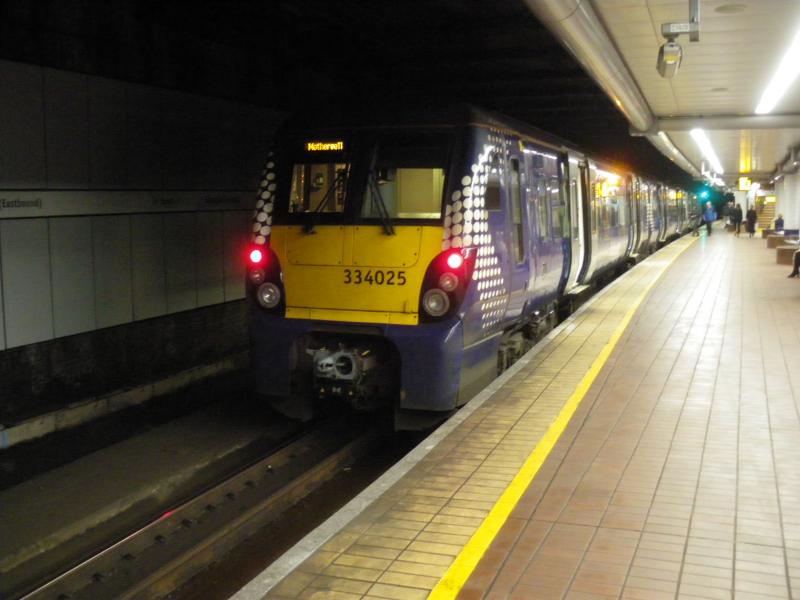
[
  {"x1": 746, "y1": 205, "x2": 757, "y2": 238},
  {"x1": 775, "y1": 214, "x2": 785, "y2": 231},
  {"x1": 732, "y1": 203, "x2": 743, "y2": 236},
  {"x1": 703, "y1": 201, "x2": 716, "y2": 236}
]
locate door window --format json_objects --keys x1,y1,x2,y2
[{"x1": 510, "y1": 159, "x2": 524, "y2": 263}]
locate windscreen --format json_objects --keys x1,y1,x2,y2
[
  {"x1": 288, "y1": 140, "x2": 350, "y2": 214},
  {"x1": 361, "y1": 131, "x2": 449, "y2": 221}
]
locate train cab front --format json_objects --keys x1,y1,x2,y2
[{"x1": 246, "y1": 121, "x2": 474, "y2": 427}]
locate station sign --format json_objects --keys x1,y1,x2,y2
[{"x1": 738, "y1": 176, "x2": 752, "y2": 191}]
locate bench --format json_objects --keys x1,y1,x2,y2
[
  {"x1": 762, "y1": 228, "x2": 798, "y2": 238},
  {"x1": 777, "y1": 245, "x2": 798, "y2": 265},
  {"x1": 767, "y1": 234, "x2": 798, "y2": 248}
]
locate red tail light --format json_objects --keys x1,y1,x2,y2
[
  {"x1": 446, "y1": 251, "x2": 464, "y2": 269},
  {"x1": 249, "y1": 248, "x2": 264, "y2": 264},
  {"x1": 246, "y1": 245, "x2": 285, "y2": 316},
  {"x1": 419, "y1": 248, "x2": 476, "y2": 322}
]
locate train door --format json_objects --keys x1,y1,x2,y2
[
  {"x1": 628, "y1": 175, "x2": 640, "y2": 256},
  {"x1": 578, "y1": 160, "x2": 593, "y2": 283},
  {"x1": 525, "y1": 150, "x2": 545, "y2": 301},
  {"x1": 654, "y1": 185, "x2": 665, "y2": 243},
  {"x1": 526, "y1": 146, "x2": 566, "y2": 304},
  {"x1": 484, "y1": 147, "x2": 511, "y2": 324},
  {"x1": 505, "y1": 146, "x2": 529, "y2": 319},
  {"x1": 564, "y1": 155, "x2": 585, "y2": 292},
  {"x1": 641, "y1": 182, "x2": 653, "y2": 254}
]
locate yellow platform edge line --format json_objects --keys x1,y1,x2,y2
[{"x1": 428, "y1": 237, "x2": 696, "y2": 600}]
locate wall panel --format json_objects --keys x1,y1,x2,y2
[
  {"x1": 223, "y1": 211, "x2": 249, "y2": 301},
  {"x1": 131, "y1": 214, "x2": 167, "y2": 320},
  {"x1": 126, "y1": 85, "x2": 163, "y2": 189},
  {"x1": 0, "y1": 60, "x2": 283, "y2": 350},
  {"x1": 89, "y1": 78, "x2": 128, "y2": 189},
  {"x1": 0, "y1": 220, "x2": 53, "y2": 346},
  {"x1": 164, "y1": 213, "x2": 198, "y2": 313},
  {"x1": 50, "y1": 217, "x2": 96, "y2": 337},
  {"x1": 93, "y1": 216, "x2": 133, "y2": 328},
  {"x1": 196, "y1": 212, "x2": 225, "y2": 306},
  {"x1": 161, "y1": 91, "x2": 198, "y2": 189},
  {"x1": 0, "y1": 238, "x2": 5, "y2": 350},
  {"x1": 43, "y1": 68, "x2": 89, "y2": 189},
  {"x1": 0, "y1": 60, "x2": 46, "y2": 187}
]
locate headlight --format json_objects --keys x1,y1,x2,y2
[
  {"x1": 422, "y1": 289, "x2": 450, "y2": 317},
  {"x1": 438, "y1": 272, "x2": 459, "y2": 292},
  {"x1": 249, "y1": 268, "x2": 266, "y2": 284},
  {"x1": 256, "y1": 282, "x2": 281, "y2": 309}
]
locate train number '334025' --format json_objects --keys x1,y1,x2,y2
[{"x1": 343, "y1": 269, "x2": 407, "y2": 285}]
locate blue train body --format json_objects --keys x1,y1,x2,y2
[{"x1": 245, "y1": 106, "x2": 691, "y2": 428}]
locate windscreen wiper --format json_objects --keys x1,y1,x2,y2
[
  {"x1": 303, "y1": 167, "x2": 349, "y2": 233},
  {"x1": 367, "y1": 171, "x2": 395, "y2": 236}
]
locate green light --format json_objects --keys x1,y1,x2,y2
[{"x1": 700, "y1": 189, "x2": 710, "y2": 199}]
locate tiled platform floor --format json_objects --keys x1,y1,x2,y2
[
  {"x1": 241, "y1": 228, "x2": 799, "y2": 600},
  {"x1": 460, "y1": 230, "x2": 800, "y2": 600}
]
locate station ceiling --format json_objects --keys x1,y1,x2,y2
[
  {"x1": 591, "y1": 0, "x2": 800, "y2": 188},
  {"x1": 11, "y1": 1, "x2": 796, "y2": 188}
]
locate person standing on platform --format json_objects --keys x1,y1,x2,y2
[
  {"x1": 703, "y1": 201, "x2": 716, "y2": 236},
  {"x1": 787, "y1": 243, "x2": 800, "y2": 278},
  {"x1": 746, "y1": 205, "x2": 757, "y2": 238},
  {"x1": 732, "y1": 203, "x2": 743, "y2": 236},
  {"x1": 775, "y1": 214, "x2": 785, "y2": 231}
]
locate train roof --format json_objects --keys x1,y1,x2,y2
[{"x1": 276, "y1": 104, "x2": 683, "y2": 187}]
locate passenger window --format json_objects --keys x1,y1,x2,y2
[
  {"x1": 569, "y1": 178, "x2": 580, "y2": 239},
  {"x1": 510, "y1": 159, "x2": 524, "y2": 263},
  {"x1": 593, "y1": 168, "x2": 624, "y2": 233},
  {"x1": 610, "y1": 198, "x2": 618, "y2": 228},
  {"x1": 485, "y1": 154, "x2": 502, "y2": 211},
  {"x1": 550, "y1": 175, "x2": 567, "y2": 239},
  {"x1": 536, "y1": 177, "x2": 549, "y2": 239}
]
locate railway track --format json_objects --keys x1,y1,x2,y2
[{"x1": 18, "y1": 418, "x2": 386, "y2": 600}]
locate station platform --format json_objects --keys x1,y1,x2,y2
[{"x1": 234, "y1": 228, "x2": 800, "y2": 600}]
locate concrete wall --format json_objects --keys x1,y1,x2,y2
[
  {"x1": 0, "y1": 59, "x2": 283, "y2": 423},
  {"x1": 776, "y1": 174, "x2": 800, "y2": 229},
  {"x1": 0, "y1": 58, "x2": 282, "y2": 350}
]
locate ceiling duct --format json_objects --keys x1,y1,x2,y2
[{"x1": 524, "y1": 0, "x2": 702, "y2": 178}]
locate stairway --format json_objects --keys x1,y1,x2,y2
[{"x1": 758, "y1": 202, "x2": 775, "y2": 229}]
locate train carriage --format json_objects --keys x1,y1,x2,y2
[{"x1": 246, "y1": 106, "x2": 687, "y2": 429}]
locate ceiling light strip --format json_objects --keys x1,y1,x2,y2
[
  {"x1": 690, "y1": 128, "x2": 724, "y2": 174},
  {"x1": 755, "y1": 27, "x2": 800, "y2": 114}
]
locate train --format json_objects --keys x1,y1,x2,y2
[{"x1": 246, "y1": 106, "x2": 695, "y2": 429}]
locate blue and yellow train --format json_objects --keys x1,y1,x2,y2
[{"x1": 246, "y1": 107, "x2": 693, "y2": 428}]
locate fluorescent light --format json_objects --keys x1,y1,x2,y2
[
  {"x1": 756, "y1": 27, "x2": 800, "y2": 114},
  {"x1": 690, "y1": 128, "x2": 724, "y2": 174}
]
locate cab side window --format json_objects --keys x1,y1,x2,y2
[{"x1": 485, "y1": 153, "x2": 502, "y2": 212}]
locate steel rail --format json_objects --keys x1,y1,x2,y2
[{"x1": 19, "y1": 419, "x2": 384, "y2": 600}]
